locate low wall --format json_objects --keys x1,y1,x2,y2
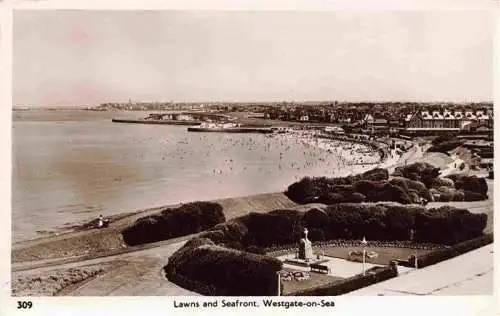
[{"x1": 286, "y1": 263, "x2": 398, "y2": 296}]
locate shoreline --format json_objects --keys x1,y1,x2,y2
[
  {"x1": 14, "y1": 129, "x2": 390, "y2": 243},
  {"x1": 12, "y1": 135, "x2": 414, "y2": 264}
]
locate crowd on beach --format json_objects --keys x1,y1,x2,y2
[{"x1": 152, "y1": 129, "x2": 385, "y2": 182}]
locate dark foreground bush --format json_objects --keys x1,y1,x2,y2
[
  {"x1": 290, "y1": 262, "x2": 398, "y2": 296},
  {"x1": 409, "y1": 233, "x2": 493, "y2": 268},
  {"x1": 446, "y1": 174, "x2": 488, "y2": 196},
  {"x1": 213, "y1": 203, "x2": 487, "y2": 249},
  {"x1": 325, "y1": 203, "x2": 486, "y2": 245},
  {"x1": 122, "y1": 202, "x2": 225, "y2": 246},
  {"x1": 165, "y1": 237, "x2": 282, "y2": 296},
  {"x1": 414, "y1": 206, "x2": 487, "y2": 244}
]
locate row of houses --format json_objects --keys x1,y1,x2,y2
[
  {"x1": 360, "y1": 110, "x2": 493, "y2": 135},
  {"x1": 404, "y1": 110, "x2": 492, "y2": 130}
]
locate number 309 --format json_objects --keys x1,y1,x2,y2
[{"x1": 17, "y1": 301, "x2": 33, "y2": 309}]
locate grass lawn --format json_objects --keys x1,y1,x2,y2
[
  {"x1": 316, "y1": 246, "x2": 434, "y2": 265},
  {"x1": 280, "y1": 267, "x2": 344, "y2": 295}
]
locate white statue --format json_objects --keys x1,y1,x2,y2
[{"x1": 299, "y1": 227, "x2": 313, "y2": 261}]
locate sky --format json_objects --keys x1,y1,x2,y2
[{"x1": 13, "y1": 9, "x2": 494, "y2": 106}]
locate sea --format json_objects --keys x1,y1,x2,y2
[{"x1": 12, "y1": 109, "x2": 367, "y2": 242}]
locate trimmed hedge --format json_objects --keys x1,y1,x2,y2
[
  {"x1": 393, "y1": 162, "x2": 441, "y2": 188},
  {"x1": 390, "y1": 177, "x2": 432, "y2": 201},
  {"x1": 409, "y1": 233, "x2": 493, "y2": 268},
  {"x1": 413, "y1": 206, "x2": 487, "y2": 244},
  {"x1": 122, "y1": 202, "x2": 225, "y2": 246},
  {"x1": 284, "y1": 167, "x2": 389, "y2": 204},
  {"x1": 446, "y1": 174, "x2": 488, "y2": 196},
  {"x1": 289, "y1": 262, "x2": 398, "y2": 296},
  {"x1": 204, "y1": 203, "x2": 486, "y2": 249},
  {"x1": 352, "y1": 180, "x2": 412, "y2": 204},
  {"x1": 431, "y1": 134, "x2": 459, "y2": 146},
  {"x1": 427, "y1": 140, "x2": 464, "y2": 153},
  {"x1": 165, "y1": 237, "x2": 282, "y2": 296}
]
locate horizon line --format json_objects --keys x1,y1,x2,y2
[{"x1": 13, "y1": 100, "x2": 494, "y2": 108}]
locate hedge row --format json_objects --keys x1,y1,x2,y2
[
  {"x1": 427, "y1": 134, "x2": 463, "y2": 153},
  {"x1": 446, "y1": 174, "x2": 488, "y2": 196},
  {"x1": 393, "y1": 163, "x2": 489, "y2": 202},
  {"x1": 289, "y1": 262, "x2": 398, "y2": 296},
  {"x1": 286, "y1": 163, "x2": 490, "y2": 206},
  {"x1": 428, "y1": 175, "x2": 488, "y2": 202},
  {"x1": 164, "y1": 237, "x2": 282, "y2": 296},
  {"x1": 431, "y1": 134, "x2": 459, "y2": 146},
  {"x1": 284, "y1": 168, "x2": 417, "y2": 205},
  {"x1": 408, "y1": 233, "x2": 493, "y2": 268},
  {"x1": 203, "y1": 203, "x2": 487, "y2": 250},
  {"x1": 122, "y1": 202, "x2": 225, "y2": 246},
  {"x1": 393, "y1": 162, "x2": 441, "y2": 188},
  {"x1": 427, "y1": 140, "x2": 464, "y2": 153}
]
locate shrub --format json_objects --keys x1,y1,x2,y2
[
  {"x1": 165, "y1": 238, "x2": 282, "y2": 296},
  {"x1": 414, "y1": 206, "x2": 487, "y2": 245},
  {"x1": 463, "y1": 190, "x2": 487, "y2": 201},
  {"x1": 284, "y1": 177, "x2": 321, "y2": 204},
  {"x1": 122, "y1": 202, "x2": 225, "y2": 246},
  {"x1": 324, "y1": 203, "x2": 486, "y2": 244},
  {"x1": 430, "y1": 177, "x2": 455, "y2": 189},
  {"x1": 244, "y1": 212, "x2": 303, "y2": 247},
  {"x1": 393, "y1": 162, "x2": 441, "y2": 187},
  {"x1": 436, "y1": 186, "x2": 454, "y2": 202},
  {"x1": 361, "y1": 168, "x2": 389, "y2": 181},
  {"x1": 447, "y1": 174, "x2": 488, "y2": 196},
  {"x1": 409, "y1": 233, "x2": 493, "y2": 268},
  {"x1": 198, "y1": 230, "x2": 226, "y2": 243},
  {"x1": 284, "y1": 167, "x2": 389, "y2": 204},
  {"x1": 452, "y1": 190, "x2": 465, "y2": 202},
  {"x1": 353, "y1": 180, "x2": 412, "y2": 204},
  {"x1": 220, "y1": 219, "x2": 250, "y2": 241},
  {"x1": 407, "y1": 190, "x2": 421, "y2": 203},
  {"x1": 427, "y1": 140, "x2": 463, "y2": 153},
  {"x1": 431, "y1": 134, "x2": 458, "y2": 146}
]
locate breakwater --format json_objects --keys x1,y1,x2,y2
[{"x1": 112, "y1": 118, "x2": 201, "y2": 125}]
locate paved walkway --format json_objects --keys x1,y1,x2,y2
[{"x1": 345, "y1": 244, "x2": 493, "y2": 296}]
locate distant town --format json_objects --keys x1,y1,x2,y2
[{"x1": 93, "y1": 101, "x2": 494, "y2": 135}]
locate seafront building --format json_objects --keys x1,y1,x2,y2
[{"x1": 403, "y1": 110, "x2": 493, "y2": 134}]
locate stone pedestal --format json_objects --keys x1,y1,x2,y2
[{"x1": 299, "y1": 238, "x2": 313, "y2": 261}]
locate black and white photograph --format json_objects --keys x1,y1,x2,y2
[{"x1": 8, "y1": 7, "x2": 495, "y2": 302}]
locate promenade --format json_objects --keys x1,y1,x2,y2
[{"x1": 345, "y1": 243, "x2": 493, "y2": 296}]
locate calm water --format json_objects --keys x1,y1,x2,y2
[{"x1": 12, "y1": 110, "x2": 352, "y2": 242}]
